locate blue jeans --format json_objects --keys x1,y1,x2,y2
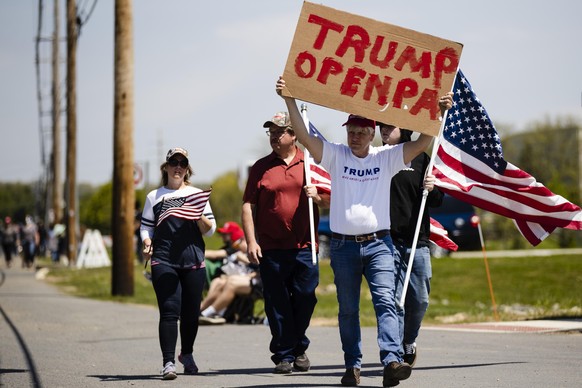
[
  {"x1": 330, "y1": 235, "x2": 404, "y2": 368},
  {"x1": 393, "y1": 244, "x2": 432, "y2": 345},
  {"x1": 260, "y1": 248, "x2": 319, "y2": 364}
]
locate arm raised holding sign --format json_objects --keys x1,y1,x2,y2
[
  {"x1": 276, "y1": 75, "x2": 452, "y2": 164},
  {"x1": 277, "y1": 76, "x2": 325, "y2": 163}
]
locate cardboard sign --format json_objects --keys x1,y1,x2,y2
[{"x1": 283, "y1": 2, "x2": 463, "y2": 136}]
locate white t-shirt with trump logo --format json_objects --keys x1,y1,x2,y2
[{"x1": 320, "y1": 141, "x2": 407, "y2": 236}]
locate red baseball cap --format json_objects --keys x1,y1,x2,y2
[
  {"x1": 217, "y1": 221, "x2": 244, "y2": 242},
  {"x1": 342, "y1": 114, "x2": 376, "y2": 128}
]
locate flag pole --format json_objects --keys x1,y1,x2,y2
[
  {"x1": 398, "y1": 132, "x2": 443, "y2": 307},
  {"x1": 300, "y1": 103, "x2": 318, "y2": 265},
  {"x1": 398, "y1": 75, "x2": 456, "y2": 308}
]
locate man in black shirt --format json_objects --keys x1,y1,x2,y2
[{"x1": 380, "y1": 123, "x2": 444, "y2": 367}]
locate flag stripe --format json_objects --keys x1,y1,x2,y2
[
  {"x1": 429, "y1": 217, "x2": 459, "y2": 251},
  {"x1": 156, "y1": 189, "x2": 212, "y2": 226},
  {"x1": 307, "y1": 122, "x2": 331, "y2": 194},
  {"x1": 432, "y1": 69, "x2": 582, "y2": 246},
  {"x1": 434, "y1": 146, "x2": 582, "y2": 228}
]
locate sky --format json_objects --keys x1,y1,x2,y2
[{"x1": 1, "y1": 0, "x2": 581, "y2": 187}]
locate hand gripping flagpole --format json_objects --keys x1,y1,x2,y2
[
  {"x1": 398, "y1": 78, "x2": 455, "y2": 308},
  {"x1": 300, "y1": 103, "x2": 318, "y2": 265}
]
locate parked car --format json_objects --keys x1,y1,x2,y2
[{"x1": 430, "y1": 193, "x2": 481, "y2": 254}]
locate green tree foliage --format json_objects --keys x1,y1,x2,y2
[
  {"x1": 206, "y1": 171, "x2": 243, "y2": 226},
  {"x1": 0, "y1": 182, "x2": 38, "y2": 222},
  {"x1": 503, "y1": 117, "x2": 579, "y2": 203},
  {"x1": 80, "y1": 182, "x2": 113, "y2": 235}
]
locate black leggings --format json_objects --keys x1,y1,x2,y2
[{"x1": 151, "y1": 263, "x2": 206, "y2": 365}]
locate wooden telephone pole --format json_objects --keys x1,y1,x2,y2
[
  {"x1": 51, "y1": 0, "x2": 63, "y2": 224},
  {"x1": 65, "y1": 0, "x2": 78, "y2": 266},
  {"x1": 111, "y1": 0, "x2": 135, "y2": 295}
]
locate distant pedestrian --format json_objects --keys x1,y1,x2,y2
[
  {"x1": 140, "y1": 147, "x2": 216, "y2": 380},
  {"x1": 20, "y1": 216, "x2": 39, "y2": 269},
  {"x1": 1, "y1": 216, "x2": 19, "y2": 268}
]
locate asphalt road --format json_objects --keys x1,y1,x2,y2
[{"x1": 1, "y1": 266, "x2": 581, "y2": 388}]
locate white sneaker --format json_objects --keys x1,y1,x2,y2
[
  {"x1": 199, "y1": 315, "x2": 226, "y2": 325},
  {"x1": 161, "y1": 361, "x2": 177, "y2": 380}
]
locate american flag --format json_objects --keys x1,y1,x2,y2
[
  {"x1": 155, "y1": 189, "x2": 212, "y2": 226},
  {"x1": 307, "y1": 122, "x2": 331, "y2": 194},
  {"x1": 429, "y1": 217, "x2": 459, "y2": 251},
  {"x1": 432, "y1": 69, "x2": 582, "y2": 245}
]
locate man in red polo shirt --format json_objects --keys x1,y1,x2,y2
[{"x1": 242, "y1": 111, "x2": 330, "y2": 374}]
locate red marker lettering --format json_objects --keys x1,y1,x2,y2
[
  {"x1": 335, "y1": 25, "x2": 371, "y2": 63},
  {"x1": 308, "y1": 14, "x2": 344, "y2": 50},
  {"x1": 317, "y1": 57, "x2": 344, "y2": 84},
  {"x1": 410, "y1": 88, "x2": 439, "y2": 119},
  {"x1": 363, "y1": 74, "x2": 392, "y2": 106},
  {"x1": 294, "y1": 51, "x2": 317, "y2": 78},
  {"x1": 434, "y1": 47, "x2": 459, "y2": 89},
  {"x1": 394, "y1": 46, "x2": 432, "y2": 80},
  {"x1": 370, "y1": 37, "x2": 398, "y2": 69},
  {"x1": 340, "y1": 66, "x2": 367, "y2": 97},
  {"x1": 392, "y1": 78, "x2": 418, "y2": 109}
]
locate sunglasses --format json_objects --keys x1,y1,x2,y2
[{"x1": 167, "y1": 158, "x2": 189, "y2": 168}]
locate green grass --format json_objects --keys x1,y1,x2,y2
[{"x1": 42, "y1": 254, "x2": 582, "y2": 326}]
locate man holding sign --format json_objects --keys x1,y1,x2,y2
[{"x1": 276, "y1": 76, "x2": 452, "y2": 387}]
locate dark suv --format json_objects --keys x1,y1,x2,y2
[{"x1": 431, "y1": 193, "x2": 481, "y2": 252}]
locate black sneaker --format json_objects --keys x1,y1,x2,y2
[
  {"x1": 403, "y1": 342, "x2": 417, "y2": 367},
  {"x1": 293, "y1": 353, "x2": 310, "y2": 372},
  {"x1": 341, "y1": 367, "x2": 361, "y2": 386},
  {"x1": 274, "y1": 361, "x2": 293, "y2": 374},
  {"x1": 383, "y1": 361, "x2": 412, "y2": 387}
]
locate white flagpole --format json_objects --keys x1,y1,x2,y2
[
  {"x1": 398, "y1": 79, "x2": 455, "y2": 308},
  {"x1": 300, "y1": 103, "x2": 318, "y2": 265}
]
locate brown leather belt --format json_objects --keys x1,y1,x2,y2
[{"x1": 331, "y1": 230, "x2": 390, "y2": 243}]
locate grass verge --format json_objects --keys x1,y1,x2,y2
[{"x1": 42, "y1": 253, "x2": 582, "y2": 326}]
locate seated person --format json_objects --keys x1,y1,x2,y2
[
  {"x1": 204, "y1": 221, "x2": 246, "y2": 284},
  {"x1": 200, "y1": 222, "x2": 261, "y2": 324}
]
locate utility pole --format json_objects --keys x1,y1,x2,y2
[
  {"x1": 579, "y1": 124, "x2": 582, "y2": 206},
  {"x1": 51, "y1": 0, "x2": 63, "y2": 224},
  {"x1": 65, "y1": 0, "x2": 78, "y2": 266},
  {"x1": 111, "y1": 0, "x2": 135, "y2": 296},
  {"x1": 35, "y1": 0, "x2": 50, "y2": 225},
  {"x1": 579, "y1": 92, "x2": 582, "y2": 205}
]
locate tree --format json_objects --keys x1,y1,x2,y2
[
  {"x1": 0, "y1": 183, "x2": 37, "y2": 223},
  {"x1": 80, "y1": 182, "x2": 113, "y2": 235},
  {"x1": 203, "y1": 171, "x2": 243, "y2": 226}
]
